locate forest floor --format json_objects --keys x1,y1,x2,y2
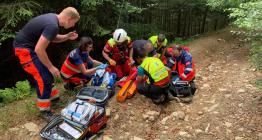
[{"x1": 0, "y1": 28, "x2": 262, "y2": 140}]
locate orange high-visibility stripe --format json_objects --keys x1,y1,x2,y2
[
  {"x1": 65, "y1": 59, "x2": 81, "y2": 73},
  {"x1": 60, "y1": 71, "x2": 72, "y2": 78},
  {"x1": 50, "y1": 89, "x2": 59, "y2": 100},
  {"x1": 14, "y1": 48, "x2": 32, "y2": 64},
  {"x1": 37, "y1": 100, "x2": 51, "y2": 109},
  {"x1": 27, "y1": 65, "x2": 44, "y2": 96},
  {"x1": 60, "y1": 57, "x2": 82, "y2": 80},
  {"x1": 15, "y1": 48, "x2": 44, "y2": 95},
  {"x1": 61, "y1": 63, "x2": 75, "y2": 77},
  {"x1": 178, "y1": 61, "x2": 195, "y2": 81},
  {"x1": 51, "y1": 89, "x2": 59, "y2": 97},
  {"x1": 68, "y1": 77, "x2": 82, "y2": 84},
  {"x1": 64, "y1": 61, "x2": 81, "y2": 73}
]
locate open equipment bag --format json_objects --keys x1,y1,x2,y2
[
  {"x1": 76, "y1": 86, "x2": 109, "y2": 107},
  {"x1": 40, "y1": 99, "x2": 108, "y2": 140}
]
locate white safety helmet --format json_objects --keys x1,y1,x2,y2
[{"x1": 113, "y1": 28, "x2": 127, "y2": 43}]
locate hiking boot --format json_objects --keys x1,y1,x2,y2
[
  {"x1": 40, "y1": 110, "x2": 56, "y2": 122},
  {"x1": 152, "y1": 94, "x2": 166, "y2": 104},
  {"x1": 167, "y1": 91, "x2": 177, "y2": 101},
  {"x1": 51, "y1": 97, "x2": 62, "y2": 109},
  {"x1": 51, "y1": 97, "x2": 60, "y2": 102},
  {"x1": 64, "y1": 83, "x2": 77, "y2": 90},
  {"x1": 179, "y1": 96, "x2": 193, "y2": 103}
]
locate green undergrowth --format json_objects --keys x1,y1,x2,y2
[
  {"x1": 250, "y1": 41, "x2": 262, "y2": 71},
  {"x1": 0, "y1": 83, "x2": 77, "y2": 134},
  {"x1": 171, "y1": 37, "x2": 195, "y2": 46},
  {"x1": 255, "y1": 78, "x2": 262, "y2": 90},
  {"x1": 0, "y1": 80, "x2": 32, "y2": 105}
]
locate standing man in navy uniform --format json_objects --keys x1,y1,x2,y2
[{"x1": 13, "y1": 7, "x2": 80, "y2": 121}]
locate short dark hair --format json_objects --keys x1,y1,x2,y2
[
  {"x1": 158, "y1": 34, "x2": 166, "y2": 42},
  {"x1": 79, "y1": 36, "x2": 93, "y2": 51},
  {"x1": 171, "y1": 44, "x2": 182, "y2": 51},
  {"x1": 131, "y1": 40, "x2": 151, "y2": 50},
  {"x1": 133, "y1": 45, "x2": 147, "y2": 59}
]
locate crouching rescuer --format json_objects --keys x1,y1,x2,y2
[
  {"x1": 166, "y1": 44, "x2": 196, "y2": 102},
  {"x1": 133, "y1": 45, "x2": 171, "y2": 104},
  {"x1": 102, "y1": 28, "x2": 133, "y2": 79},
  {"x1": 60, "y1": 37, "x2": 106, "y2": 90}
]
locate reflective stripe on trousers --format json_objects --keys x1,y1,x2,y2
[
  {"x1": 15, "y1": 47, "x2": 54, "y2": 111},
  {"x1": 37, "y1": 98, "x2": 51, "y2": 111}
]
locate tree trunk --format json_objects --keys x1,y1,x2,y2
[
  {"x1": 201, "y1": 7, "x2": 208, "y2": 33},
  {"x1": 176, "y1": 9, "x2": 181, "y2": 36},
  {"x1": 165, "y1": 0, "x2": 168, "y2": 31},
  {"x1": 182, "y1": 11, "x2": 188, "y2": 37},
  {"x1": 198, "y1": 20, "x2": 201, "y2": 34},
  {"x1": 214, "y1": 18, "x2": 218, "y2": 31},
  {"x1": 192, "y1": 20, "x2": 196, "y2": 35},
  {"x1": 172, "y1": 13, "x2": 175, "y2": 33},
  {"x1": 187, "y1": 8, "x2": 192, "y2": 37}
]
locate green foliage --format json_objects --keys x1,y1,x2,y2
[
  {"x1": 123, "y1": 23, "x2": 162, "y2": 39},
  {"x1": 206, "y1": 0, "x2": 262, "y2": 35},
  {"x1": 76, "y1": 0, "x2": 138, "y2": 36},
  {"x1": 120, "y1": 2, "x2": 143, "y2": 14},
  {"x1": 0, "y1": 88, "x2": 14, "y2": 104},
  {"x1": 250, "y1": 42, "x2": 262, "y2": 70},
  {"x1": 72, "y1": 0, "x2": 146, "y2": 36},
  {"x1": 0, "y1": 80, "x2": 31, "y2": 104},
  {"x1": 255, "y1": 78, "x2": 262, "y2": 90},
  {"x1": 227, "y1": 1, "x2": 262, "y2": 72},
  {"x1": 0, "y1": 0, "x2": 239, "y2": 41},
  {"x1": 207, "y1": 0, "x2": 262, "y2": 72},
  {"x1": 229, "y1": 1, "x2": 262, "y2": 31},
  {"x1": 14, "y1": 80, "x2": 31, "y2": 99},
  {"x1": 25, "y1": 100, "x2": 38, "y2": 116},
  {"x1": 80, "y1": 0, "x2": 104, "y2": 8},
  {"x1": 172, "y1": 38, "x2": 194, "y2": 46},
  {"x1": 206, "y1": 0, "x2": 224, "y2": 9},
  {"x1": 206, "y1": 0, "x2": 244, "y2": 11},
  {"x1": 54, "y1": 77, "x2": 63, "y2": 84},
  {"x1": 0, "y1": 0, "x2": 41, "y2": 41},
  {"x1": 78, "y1": 15, "x2": 111, "y2": 36}
]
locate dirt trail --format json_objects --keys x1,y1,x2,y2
[{"x1": 1, "y1": 29, "x2": 262, "y2": 140}]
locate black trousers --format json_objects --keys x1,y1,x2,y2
[{"x1": 137, "y1": 82, "x2": 169, "y2": 101}]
